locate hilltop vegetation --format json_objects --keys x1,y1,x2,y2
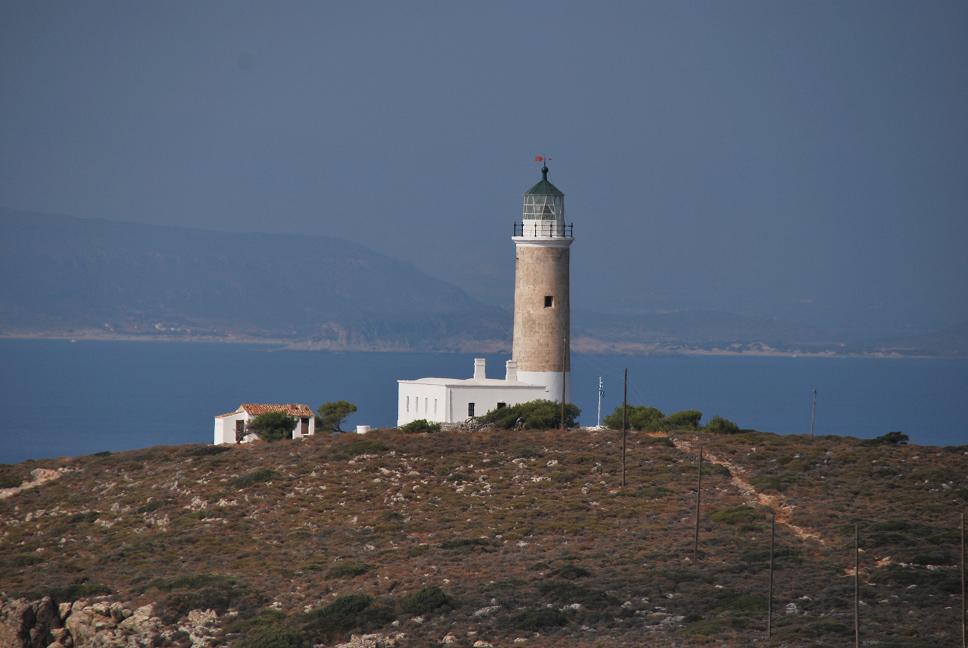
[{"x1": 0, "y1": 427, "x2": 965, "y2": 646}]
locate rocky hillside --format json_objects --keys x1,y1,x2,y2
[{"x1": 1, "y1": 428, "x2": 965, "y2": 647}]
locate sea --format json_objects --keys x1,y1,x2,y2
[{"x1": 0, "y1": 339, "x2": 966, "y2": 463}]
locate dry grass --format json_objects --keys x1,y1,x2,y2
[{"x1": 0, "y1": 428, "x2": 965, "y2": 647}]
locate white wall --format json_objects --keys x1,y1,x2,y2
[
  {"x1": 517, "y1": 370, "x2": 570, "y2": 404},
  {"x1": 397, "y1": 383, "x2": 448, "y2": 426},
  {"x1": 446, "y1": 385, "x2": 547, "y2": 423}
]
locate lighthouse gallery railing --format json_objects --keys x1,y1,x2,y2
[{"x1": 513, "y1": 222, "x2": 574, "y2": 238}]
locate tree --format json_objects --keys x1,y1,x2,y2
[
  {"x1": 603, "y1": 405, "x2": 664, "y2": 431},
  {"x1": 317, "y1": 400, "x2": 358, "y2": 433},
  {"x1": 479, "y1": 400, "x2": 581, "y2": 429},
  {"x1": 248, "y1": 412, "x2": 296, "y2": 442},
  {"x1": 705, "y1": 415, "x2": 740, "y2": 434},
  {"x1": 663, "y1": 409, "x2": 703, "y2": 430}
]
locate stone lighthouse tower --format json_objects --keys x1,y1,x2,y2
[{"x1": 511, "y1": 162, "x2": 574, "y2": 402}]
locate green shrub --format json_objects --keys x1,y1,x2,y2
[
  {"x1": 749, "y1": 474, "x2": 796, "y2": 493},
  {"x1": 325, "y1": 563, "x2": 370, "y2": 579},
  {"x1": 232, "y1": 469, "x2": 278, "y2": 488},
  {"x1": 183, "y1": 445, "x2": 232, "y2": 457},
  {"x1": 549, "y1": 565, "x2": 591, "y2": 580},
  {"x1": 69, "y1": 511, "x2": 100, "y2": 524},
  {"x1": 399, "y1": 586, "x2": 450, "y2": 615},
  {"x1": 156, "y1": 574, "x2": 264, "y2": 621},
  {"x1": 0, "y1": 553, "x2": 44, "y2": 568},
  {"x1": 439, "y1": 537, "x2": 491, "y2": 551},
  {"x1": 536, "y1": 580, "x2": 618, "y2": 609},
  {"x1": 663, "y1": 409, "x2": 703, "y2": 429},
  {"x1": 248, "y1": 412, "x2": 297, "y2": 442},
  {"x1": 235, "y1": 627, "x2": 306, "y2": 648},
  {"x1": 331, "y1": 437, "x2": 388, "y2": 459},
  {"x1": 510, "y1": 607, "x2": 569, "y2": 630},
  {"x1": 603, "y1": 405, "x2": 664, "y2": 431},
  {"x1": 300, "y1": 594, "x2": 394, "y2": 642},
  {"x1": 710, "y1": 505, "x2": 762, "y2": 526},
  {"x1": 603, "y1": 405, "x2": 703, "y2": 430},
  {"x1": 0, "y1": 466, "x2": 25, "y2": 489},
  {"x1": 705, "y1": 416, "x2": 740, "y2": 434},
  {"x1": 479, "y1": 400, "x2": 580, "y2": 429},
  {"x1": 862, "y1": 431, "x2": 909, "y2": 445},
  {"x1": 399, "y1": 419, "x2": 441, "y2": 434}
]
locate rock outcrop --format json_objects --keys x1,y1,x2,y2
[{"x1": 0, "y1": 595, "x2": 221, "y2": 647}]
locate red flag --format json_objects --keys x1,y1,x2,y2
[{"x1": 534, "y1": 155, "x2": 544, "y2": 162}]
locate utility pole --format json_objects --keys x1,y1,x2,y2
[
  {"x1": 596, "y1": 376, "x2": 604, "y2": 428},
  {"x1": 694, "y1": 447, "x2": 703, "y2": 561},
  {"x1": 810, "y1": 388, "x2": 817, "y2": 437},
  {"x1": 961, "y1": 511, "x2": 965, "y2": 648},
  {"x1": 622, "y1": 369, "x2": 628, "y2": 488},
  {"x1": 768, "y1": 511, "x2": 775, "y2": 640},
  {"x1": 854, "y1": 523, "x2": 860, "y2": 648},
  {"x1": 559, "y1": 335, "x2": 567, "y2": 432}
]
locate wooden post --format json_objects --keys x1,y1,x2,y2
[
  {"x1": 854, "y1": 523, "x2": 860, "y2": 648},
  {"x1": 961, "y1": 511, "x2": 965, "y2": 648},
  {"x1": 694, "y1": 447, "x2": 703, "y2": 561},
  {"x1": 768, "y1": 510, "x2": 775, "y2": 640},
  {"x1": 622, "y1": 368, "x2": 628, "y2": 488}
]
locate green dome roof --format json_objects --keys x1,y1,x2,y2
[{"x1": 525, "y1": 166, "x2": 564, "y2": 197}]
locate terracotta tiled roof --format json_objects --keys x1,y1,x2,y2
[{"x1": 216, "y1": 403, "x2": 313, "y2": 418}]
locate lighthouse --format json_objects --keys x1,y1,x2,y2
[
  {"x1": 511, "y1": 162, "x2": 573, "y2": 402},
  {"x1": 396, "y1": 161, "x2": 575, "y2": 426}
]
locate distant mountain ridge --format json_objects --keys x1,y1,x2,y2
[
  {"x1": 3, "y1": 209, "x2": 965, "y2": 357},
  {"x1": 0, "y1": 209, "x2": 511, "y2": 351}
]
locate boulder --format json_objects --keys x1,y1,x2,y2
[{"x1": 0, "y1": 596, "x2": 62, "y2": 648}]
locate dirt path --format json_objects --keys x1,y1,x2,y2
[
  {"x1": 0, "y1": 468, "x2": 63, "y2": 500},
  {"x1": 664, "y1": 434, "x2": 828, "y2": 546}
]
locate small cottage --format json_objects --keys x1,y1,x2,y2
[{"x1": 213, "y1": 403, "x2": 315, "y2": 445}]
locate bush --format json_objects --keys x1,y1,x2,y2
[
  {"x1": 705, "y1": 416, "x2": 740, "y2": 434},
  {"x1": 479, "y1": 400, "x2": 581, "y2": 429},
  {"x1": 602, "y1": 405, "x2": 703, "y2": 430},
  {"x1": 710, "y1": 505, "x2": 762, "y2": 526},
  {"x1": 536, "y1": 580, "x2": 618, "y2": 609},
  {"x1": 663, "y1": 409, "x2": 703, "y2": 429},
  {"x1": 399, "y1": 419, "x2": 441, "y2": 434},
  {"x1": 439, "y1": 537, "x2": 491, "y2": 551},
  {"x1": 232, "y1": 469, "x2": 278, "y2": 488},
  {"x1": 603, "y1": 405, "x2": 664, "y2": 431},
  {"x1": 248, "y1": 412, "x2": 297, "y2": 442},
  {"x1": 182, "y1": 445, "x2": 232, "y2": 457},
  {"x1": 510, "y1": 607, "x2": 569, "y2": 630},
  {"x1": 399, "y1": 586, "x2": 450, "y2": 615},
  {"x1": 235, "y1": 627, "x2": 306, "y2": 648},
  {"x1": 331, "y1": 437, "x2": 388, "y2": 459},
  {"x1": 326, "y1": 563, "x2": 370, "y2": 579},
  {"x1": 0, "y1": 466, "x2": 25, "y2": 489},
  {"x1": 156, "y1": 574, "x2": 265, "y2": 621},
  {"x1": 862, "y1": 431, "x2": 909, "y2": 445},
  {"x1": 316, "y1": 400, "x2": 358, "y2": 433},
  {"x1": 300, "y1": 594, "x2": 394, "y2": 642}
]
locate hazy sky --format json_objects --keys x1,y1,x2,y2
[{"x1": 2, "y1": 1, "x2": 966, "y2": 336}]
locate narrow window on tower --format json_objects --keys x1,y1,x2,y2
[{"x1": 544, "y1": 295, "x2": 554, "y2": 308}]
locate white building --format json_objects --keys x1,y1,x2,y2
[
  {"x1": 397, "y1": 163, "x2": 575, "y2": 425},
  {"x1": 214, "y1": 403, "x2": 315, "y2": 445}
]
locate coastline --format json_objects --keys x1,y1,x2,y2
[{"x1": 0, "y1": 330, "x2": 952, "y2": 359}]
